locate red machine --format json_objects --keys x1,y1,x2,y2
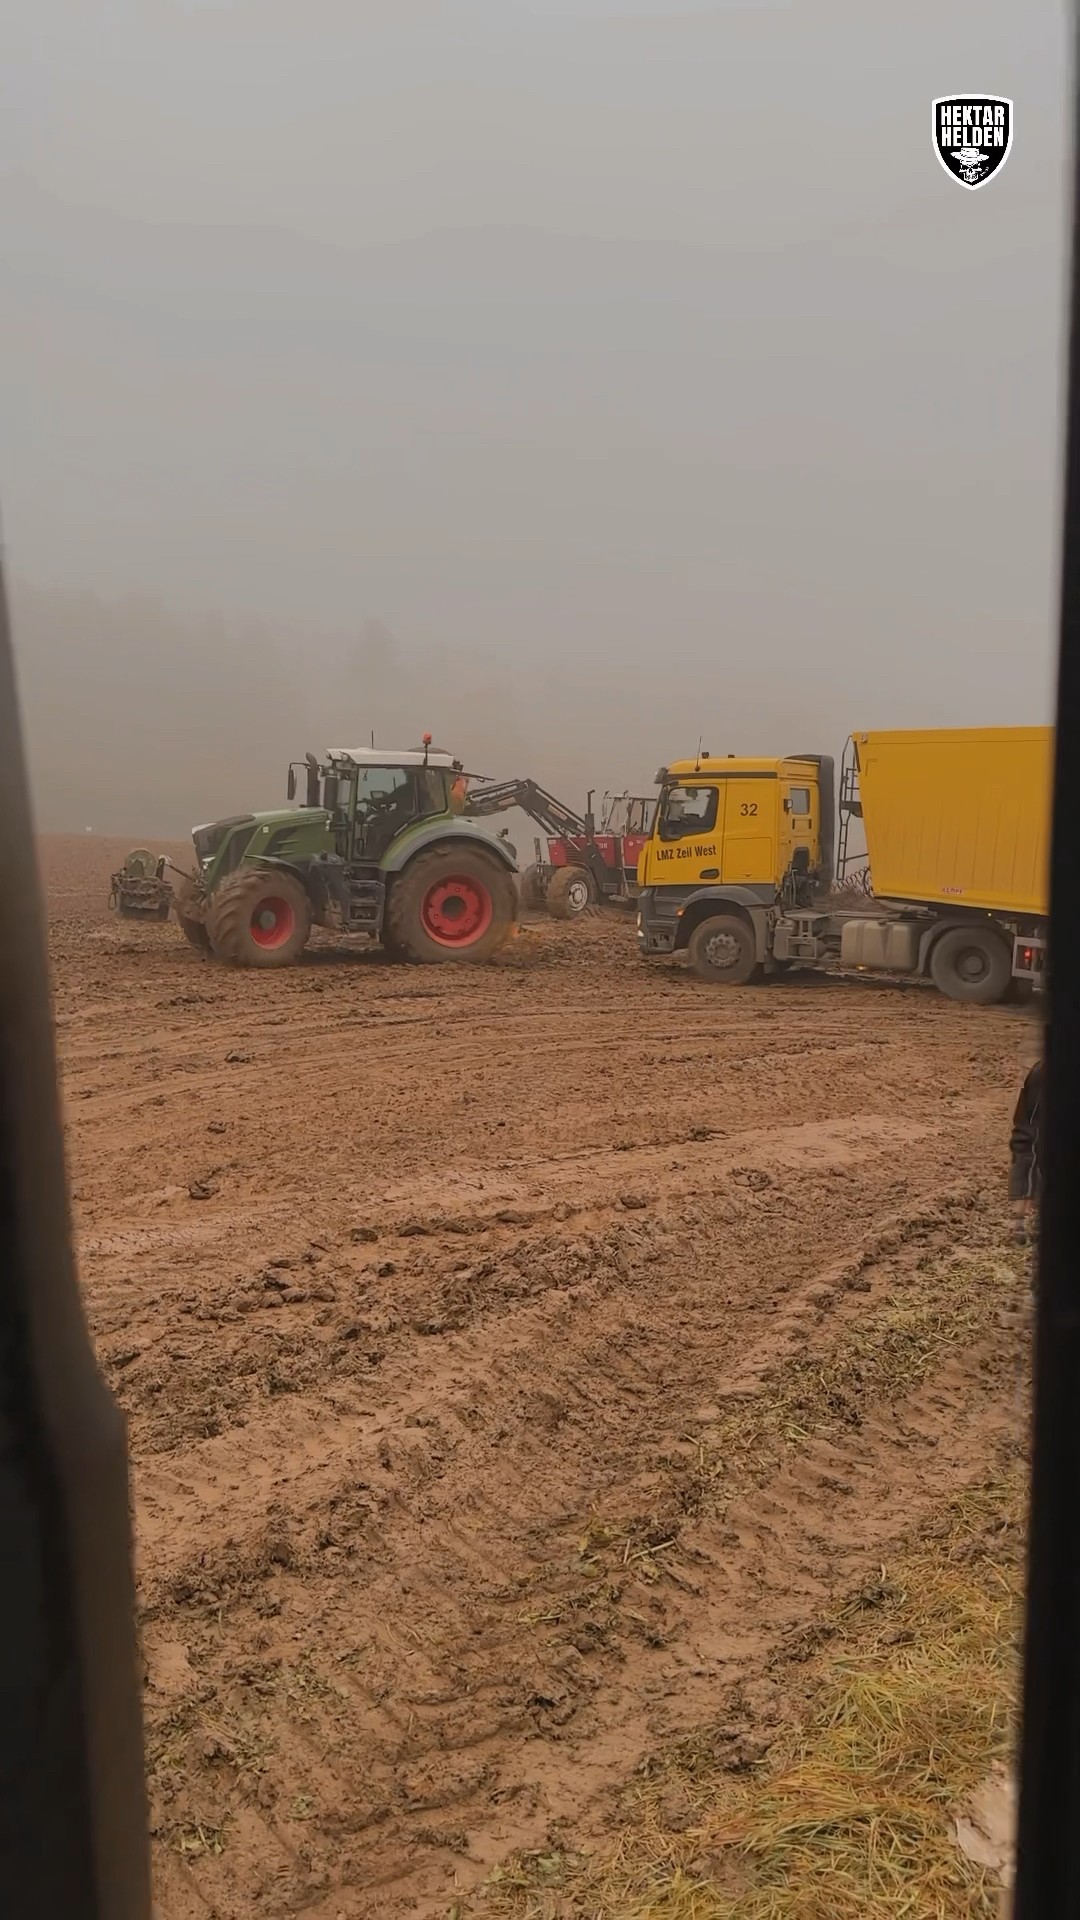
[{"x1": 465, "y1": 780, "x2": 656, "y2": 916}]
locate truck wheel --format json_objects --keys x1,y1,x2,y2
[
  {"x1": 520, "y1": 862, "x2": 547, "y2": 911},
  {"x1": 172, "y1": 876, "x2": 211, "y2": 953},
  {"x1": 929, "y1": 926, "x2": 1012, "y2": 1005},
  {"x1": 546, "y1": 865, "x2": 595, "y2": 919},
  {"x1": 206, "y1": 868, "x2": 313, "y2": 968},
  {"x1": 687, "y1": 914, "x2": 760, "y2": 986},
  {"x1": 386, "y1": 846, "x2": 516, "y2": 964}
]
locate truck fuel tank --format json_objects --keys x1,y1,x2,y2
[{"x1": 839, "y1": 917, "x2": 920, "y2": 972}]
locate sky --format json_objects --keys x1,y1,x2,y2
[{"x1": 1, "y1": 0, "x2": 1069, "y2": 834}]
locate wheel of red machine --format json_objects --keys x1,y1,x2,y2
[
  {"x1": 929, "y1": 924, "x2": 1011, "y2": 1005},
  {"x1": 384, "y1": 844, "x2": 517, "y2": 964},
  {"x1": 205, "y1": 867, "x2": 313, "y2": 968},
  {"x1": 519, "y1": 862, "x2": 547, "y2": 911},
  {"x1": 171, "y1": 875, "x2": 212, "y2": 953},
  {"x1": 546, "y1": 864, "x2": 595, "y2": 920}
]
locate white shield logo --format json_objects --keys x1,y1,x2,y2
[{"x1": 933, "y1": 95, "x2": 1014, "y2": 191}]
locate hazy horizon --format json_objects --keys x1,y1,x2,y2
[{"x1": 3, "y1": 0, "x2": 1066, "y2": 836}]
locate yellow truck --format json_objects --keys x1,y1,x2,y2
[{"x1": 635, "y1": 728, "x2": 1050, "y2": 1003}]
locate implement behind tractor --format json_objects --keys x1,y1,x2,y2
[
  {"x1": 109, "y1": 848, "x2": 172, "y2": 921},
  {"x1": 113, "y1": 740, "x2": 519, "y2": 968}
]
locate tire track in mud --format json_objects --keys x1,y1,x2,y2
[
  {"x1": 96, "y1": 1113, "x2": 979, "y2": 1453},
  {"x1": 41, "y1": 841, "x2": 1034, "y2": 1920},
  {"x1": 143, "y1": 1199, "x2": 1023, "y2": 1919}
]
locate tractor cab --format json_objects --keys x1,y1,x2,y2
[
  {"x1": 286, "y1": 745, "x2": 464, "y2": 859},
  {"x1": 320, "y1": 747, "x2": 461, "y2": 861},
  {"x1": 600, "y1": 792, "x2": 656, "y2": 839}
]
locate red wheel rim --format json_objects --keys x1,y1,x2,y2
[
  {"x1": 420, "y1": 874, "x2": 493, "y2": 948},
  {"x1": 249, "y1": 896, "x2": 296, "y2": 949}
]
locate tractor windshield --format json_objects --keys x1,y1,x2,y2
[
  {"x1": 416, "y1": 768, "x2": 449, "y2": 817},
  {"x1": 349, "y1": 764, "x2": 449, "y2": 857},
  {"x1": 352, "y1": 765, "x2": 447, "y2": 827},
  {"x1": 354, "y1": 767, "x2": 411, "y2": 819}
]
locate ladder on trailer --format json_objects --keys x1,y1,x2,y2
[{"x1": 836, "y1": 736, "x2": 866, "y2": 885}]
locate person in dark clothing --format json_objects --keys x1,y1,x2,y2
[{"x1": 1010, "y1": 1058, "x2": 1043, "y2": 1245}]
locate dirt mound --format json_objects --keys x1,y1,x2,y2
[{"x1": 43, "y1": 834, "x2": 1031, "y2": 1917}]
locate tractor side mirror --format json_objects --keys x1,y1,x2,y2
[{"x1": 287, "y1": 766, "x2": 297, "y2": 802}]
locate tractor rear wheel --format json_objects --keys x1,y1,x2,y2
[
  {"x1": 206, "y1": 868, "x2": 313, "y2": 968},
  {"x1": 172, "y1": 876, "x2": 212, "y2": 953},
  {"x1": 385, "y1": 846, "x2": 516, "y2": 964},
  {"x1": 546, "y1": 864, "x2": 595, "y2": 919}
]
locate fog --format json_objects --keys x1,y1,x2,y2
[{"x1": 2, "y1": 0, "x2": 1067, "y2": 837}]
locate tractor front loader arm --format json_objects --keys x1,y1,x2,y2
[{"x1": 464, "y1": 778, "x2": 588, "y2": 839}]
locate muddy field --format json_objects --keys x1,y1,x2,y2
[{"x1": 41, "y1": 835, "x2": 1031, "y2": 1918}]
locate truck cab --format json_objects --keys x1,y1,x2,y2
[
  {"x1": 638, "y1": 731, "x2": 1047, "y2": 1004},
  {"x1": 637, "y1": 754, "x2": 830, "y2": 959}
]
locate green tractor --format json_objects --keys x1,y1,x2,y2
[{"x1": 159, "y1": 742, "x2": 519, "y2": 968}]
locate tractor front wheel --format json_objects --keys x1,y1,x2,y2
[
  {"x1": 172, "y1": 876, "x2": 212, "y2": 954},
  {"x1": 206, "y1": 868, "x2": 313, "y2": 968},
  {"x1": 385, "y1": 847, "x2": 516, "y2": 964}
]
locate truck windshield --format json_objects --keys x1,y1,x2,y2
[{"x1": 658, "y1": 785, "x2": 719, "y2": 839}]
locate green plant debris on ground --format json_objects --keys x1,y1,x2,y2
[
  {"x1": 462, "y1": 1469, "x2": 1024, "y2": 1920},
  {"x1": 689, "y1": 1242, "x2": 1018, "y2": 1515},
  {"x1": 561, "y1": 1239, "x2": 1021, "y2": 1588}
]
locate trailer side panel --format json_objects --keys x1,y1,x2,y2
[{"x1": 854, "y1": 727, "x2": 1051, "y2": 918}]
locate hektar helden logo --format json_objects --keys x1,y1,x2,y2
[{"x1": 933, "y1": 95, "x2": 1013, "y2": 190}]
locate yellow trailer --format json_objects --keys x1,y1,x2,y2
[
  {"x1": 636, "y1": 728, "x2": 1050, "y2": 1004},
  {"x1": 850, "y1": 728, "x2": 1051, "y2": 917}
]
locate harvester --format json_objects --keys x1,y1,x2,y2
[{"x1": 113, "y1": 741, "x2": 519, "y2": 968}]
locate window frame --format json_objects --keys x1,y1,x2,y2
[{"x1": 657, "y1": 783, "x2": 720, "y2": 841}]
